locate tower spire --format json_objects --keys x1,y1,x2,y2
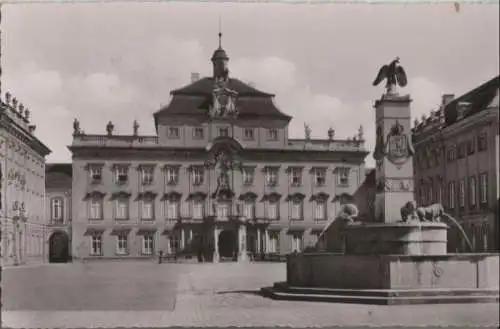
[{"x1": 218, "y1": 16, "x2": 222, "y2": 49}]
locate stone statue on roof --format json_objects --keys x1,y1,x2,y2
[{"x1": 304, "y1": 123, "x2": 311, "y2": 140}]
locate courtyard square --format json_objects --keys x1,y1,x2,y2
[{"x1": 2, "y1": 261, "x2": 499, "y2": 328}]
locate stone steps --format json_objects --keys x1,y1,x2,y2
[{"x1": 261, "y1": 283, "x2": 500, "y2": 305}]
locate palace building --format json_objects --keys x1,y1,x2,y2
[
  {"x1": 69, "y1": 36, "x2": 369, "y2": 262},
  {"x1": 1, "y1": 92, "x2": 51, "y2": 266},
  {"x1": 412, "y1": 75, "x2": 499, "y2": 253}
]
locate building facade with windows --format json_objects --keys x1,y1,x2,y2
[
  {"x1": 45, "y1": 163, "x2": 72, "y2": 262},
  {"x1": 412, "y1": 75, "x2": 499, "y2": 253},
  {"x1": 69, "y1": 38, "x2": 369, "y2": 261},
  {"x1": 1, "y1": 92, "x2": 51, "y2": 266}
]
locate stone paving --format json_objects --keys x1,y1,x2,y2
[{"x1": 2, "y1": 261, "x2": 499, "y2": 328}]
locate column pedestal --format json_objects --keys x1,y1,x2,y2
[{"x1": 213, "y1": 227, "x2": 220, "y2": 263}]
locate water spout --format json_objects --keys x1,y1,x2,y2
[{"x1": 442, "y1": 212, "x2": 474, "y2": 252}]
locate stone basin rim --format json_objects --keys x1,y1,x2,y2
[{"x1": 345, "y1": 222, "x2": 449, "y2": 229}]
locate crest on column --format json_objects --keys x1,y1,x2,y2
[
  {"x1": 209, "y1": 86, "x2": 238, "y2": 119},
  {"x1": 383, "y1": 120, "x2": 414, "y2": 168}
]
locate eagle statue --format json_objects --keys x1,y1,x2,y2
[{"x1": 372, "y1": 57, "x2": 408, "y2": 94}]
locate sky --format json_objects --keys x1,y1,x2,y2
[{"x1": 2, "y1": 2, "x2": 499, "y2": 168}]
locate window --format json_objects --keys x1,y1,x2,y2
[
  {"x1": 265, "y1": 167, "x2": 279, "y2": 186},
  {"x1": 478, "y1": 132, "x2": 487, "y2": 151},
  {"x1": 166, "y1": 199, "x2": 180, "y2": 220},
  {"x1": 467, "y1": 138, "x2": 476, "y2": 155},
  {"x1": 141, "y1": 167, "x2": 154, "y2": 185},
  {"x1": 419, "y1": 186, "x2": 425, "y2": 206},
  {"x1": 115, "y1": 166, "x2": 128, "y2": 185},
  {"x1": 314, "y1": 201, "x2": 326, "y2": 221},
  {"x1": 457, "y1": 143, "x2": 466, "y2": 159},
  {"x1": 193, "y1": 127, "x2": 204, "y2": 139},
  {"x1": 269, "y1": 232, "x2": 280, "y2": 253},
  {"x1": 337, "y1": 167, "x2": 350, "y2": 186},
  {"x1": 192, "y1": 201, "x2": 204, "y2": 219},
  {"x1": 448, "y1": 182, "x2": 455, "y2": 209},
  {"x1": 459, "y1": 179, "x2": 465, "y2": 208},
  {"x1": 192, "y1": 167, "x2": 204, "y2": 185},
  {"x1": 437, "y1": 185, "x2": 443, "y2": 205},
  {"x1": 266, "y1": 201, "x2": 279, "y2": 220},
  {"x1": 90, "y1": 235, "x2": 102, "y2": 256},
  {"x1": 218, "y1": 127, "x2": 229, "y2": 137},
  {"x1": 165, "y1": 166, "x2": 179, "y2": 185},
  {"x1": 168, "y1": 127, "x2": 180, "y2": 139},
  {"x1": 314, "y1": 168, "x2": 326, "y2": 186},
  {"x1": 141, "y1": 200, "x2": 154, "y2": 220},
  {"x1": 51, "y1": 198, "x2": 63, "y2": 222},
  {"x1": 291, "y1": 200, "x2": 303, "y2": 220},
  {"x1": 89, "y1": 166, "x2": 102, "y2": 183},
  {"x1": 267, "y1": 128, "x2": 278, "y2": 141},
  {"x1": 142, "y1": 235, "x2": 155, "y2": 256},
  {"x1": 243, "y1": 201, "x2": 254, "y2": 219},
  {"x1": 469, "y1": 176, "x2": 477, "y2": 207},
  {"x1": 428, "y1": 185, "x2": 434, "y2": 204},
  {"x1": 89, "y1": 198, "x2": 102, "y2": 220},
  {"x1": 447, "y1": 146, "x2": 456, "y2": 162},
  {"x1": 479, "y1": 173, "x2": 488, "y2": 204},
  {"x1": 116, "y1": 233, "x2": 128, "y2": 254},
  {"x1": 115, "y1": 199, "x2": 129, "y2": 220},
  {"x1": 290, "y1": 168, "x2": 302, "y2": 186},
  {"x1": 243, "y1": 128, "x2": 254, "y2": 140},
  {"x1": 217, "y1": 203, "x2": 230, "y2": 220},
  {"x1": 242, "y1": 168, "x2": 254, "y2": 185},
  {"x1": 291, "y1": 233, "x2": 303, "y2": 252}
]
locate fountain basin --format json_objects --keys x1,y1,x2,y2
[
  {"x1": 261, "y1": 253, "x2": 499, "y2": 304},
  {"x1": 342, "y1": 222, "x2": 448, "y2": 256}
]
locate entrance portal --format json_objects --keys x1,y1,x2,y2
[
  {"x1": 49, "y1": 231, "x2": 70, "y2": 263},
  {"x1": 218, "y1": 230, "x2": 237, "y2": 260}
]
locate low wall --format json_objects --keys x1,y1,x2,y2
[{"x1": 287, "y1": 253, "x2": 500, "y2": 290}]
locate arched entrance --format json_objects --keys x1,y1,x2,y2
[
  {"x1": 218, "y1": 230, "x2": 237, "y2": 260},
  {"x1": 49, "y1": 231, "x2": 70, "y2": 263}
]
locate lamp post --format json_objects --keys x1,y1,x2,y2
[{"x1": 12, "y1": 201, "x2": 27, "y2": 266}]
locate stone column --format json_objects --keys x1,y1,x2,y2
[
  {"x1": 238, "y1": 224, "x2": 248, "y2": 261},
  {"x1": 256, "y1": 228, "x2": 261, "y2": 254},
  {"x1": 165, "y1": 234, "x2": 171, "y2": 254},
  {"x1": 264, "y1": 229, "x2": 270, "y2": 253},
  {"x1": 213, "y1": 227, "x2": 219, "y2": 263},
  {"x1": 373, "y1": 93, "x2": 415, "y2": 223}
]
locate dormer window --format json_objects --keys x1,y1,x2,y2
[
  {"x1": 314, "y1": 168, "x2": 326, "y2": 186},
  {"x1": 168, "y1": 127, "x2": 180, "y2": 139},
  {"x1": 89, "y1": 166, "x2": 102, "y2": 184},
  {"x1": 267, "y1": 128, "x2": 278, "y2": 141},
  {"x1": 114, "y1": 165, "x2": 129, "y2": 185}
]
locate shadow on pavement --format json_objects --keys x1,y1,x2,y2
[{"x1": 216, "y1": 290, "x2": 264, "y2": 297}]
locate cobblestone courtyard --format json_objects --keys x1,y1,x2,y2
[{"x1": 2, "y1": 261, "x2": 499, "y2": 328}]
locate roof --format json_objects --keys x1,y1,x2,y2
[
  {"x1": 153, "y1": 77, "x2": 292, "y2": 127},
  {"x1": 46, "y1": 163, "x2": 72, "y2": 189},
  {"x1": 444, "y1": 75, "x2": 499, "y2": 125}
]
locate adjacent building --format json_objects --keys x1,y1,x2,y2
[
  {"x1": 69, "y1": 36, "x2": 369, "y2": 261},
  {"x1": 45, "y1": 163, "x2": 72, "y2": 262},
  {"x1": 0, "y1": 92, "x2": 51, "y2": 266},
  {"x1": 412, "y1": 75, "x2": 499, "y2": 252}
]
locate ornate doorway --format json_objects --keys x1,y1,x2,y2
[
  {"x1": 218, "y1": 229, "x2": 237, "y2": 260},
  {"x1": 49, "y1": 231, "x2": 70, "y2": 263}
]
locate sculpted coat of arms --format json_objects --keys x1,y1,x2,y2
[
  {"x1": 384, "y1": 121, "x2": 414, "y2": 167},
  {"x1": 209, "y1": 87, "x2": 238, "y2": 119}
]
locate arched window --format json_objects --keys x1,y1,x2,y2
[{"x1": 51, "y1": 198, "x2": 64, "y2": 222}]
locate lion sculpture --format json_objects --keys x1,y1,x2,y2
[
  {"x1": 416, "y1": 203, "x2": 445, "y2": 222},
  {"x1": 400, "y1": 200, "x2": 418, "y2": 222},
  {"x1": 337, "y1": 203, "x2": 359, "y2": 223}
]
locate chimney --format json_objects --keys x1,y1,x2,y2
[
  {"x1": 191, "y1": 72, "x2": 200, "y2": 83},
  {"x1": 441, "y1": 94, "x2": 455, "y2": 106}
]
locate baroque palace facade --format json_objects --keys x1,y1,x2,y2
[
  {"x1": 0, "y1": 92, "x2": 51, "y2": 266},
  {"x1": 412, "y1": 75, "x2": 499, "y2": 253},
  {"x1": 70, "y1": 38, "x2": 369, "y2": 261}
]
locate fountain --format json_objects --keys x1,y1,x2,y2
[{"x1": 261, "y1": 58, "x2": 499, "y2": 305}]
